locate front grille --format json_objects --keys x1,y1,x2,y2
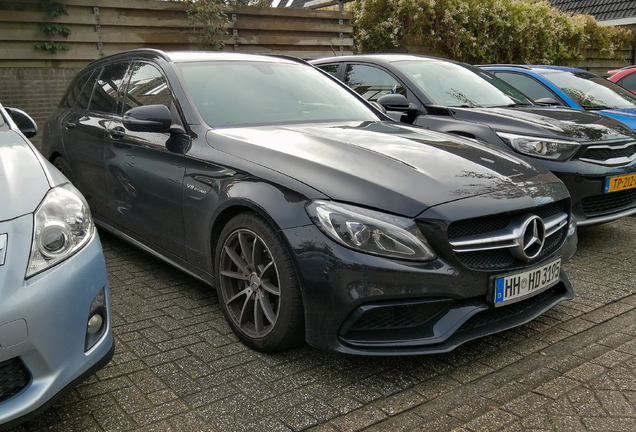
[
  {"x1": 448, "y1": 199, "x2": 568, "y2": 271},
  {"x1": 581, "y1": 144, "x2": 636, "y2": 162},
  {"x1": 582, "y1": 188, "x2": 636, "y2": 216},
  {"x1": 346, "y1": 300, "x2": 452, "y2": 332},
  {"x1": 0, "y1": 358, "x2": 29, "y2": 403},
  {"x1": 448, "y1": 215, "x2": 510, "y2": 240},
  {"x1": 448, "y1": 201, "x2": 565, "y2": 240},
  {"x1": 456, "y1": 229, "x2": 564, "y2": 270},
  {"x1": 457, "y1": 286, "x2": 559, "y2": 332}
]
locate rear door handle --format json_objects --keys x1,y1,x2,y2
[{"x1": 109, "y1": 126, "x2": 126, "y2": 139}]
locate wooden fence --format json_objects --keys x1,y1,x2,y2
[{"x1": 0, "y1": 0, "x2": 353, "y2": 68}]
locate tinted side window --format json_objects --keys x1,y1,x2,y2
[
  {"x1": 318, "y1": 64, "x2": 339, "y2": 77},
  {"x1": 493, "y1": 72, "x2": 562, "y2": 104},
  {"x1": 90, "y1": 63, "x2": 131, "y2": 115},
  {"x1": 344, "y1": 64, "x2": 406, "y2": 101},
  {"x1": 59, "y1": 70, "x2": 96, "y2": 109},
  {"x1": 122, "y1": 63, "x2": 172, "y2": 112},
  {"x1": 619, "y1": 72, "x2": 636, "y2": 92}
]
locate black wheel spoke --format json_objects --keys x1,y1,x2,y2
[
  {"x1": 258, "y1": 293, "x2": 277, "y2": 324},
  {"x1": 260, "y1": 260, "x2": 274, "y2": 278},
  {"x1": 254, "y1": 294, "x2": 265, "y2": 336},
  {"x1": 220, "y1": 269, "x2": 249, "y2": 281},
  {"x1": 261, "y1": 279, "x2": 280, "y2": 296},
  {"x1": 238, "y1": 232, "x2": 253, "y2": 268},
  {"x1": 227, "y1": 287, "x2": 251, "y2": 306},
  {"x1": 224, "y1": 245, "x2": 250, "y2": 276},
  {"x1": 253, "y1": 238, "x2": 264, "y2": 271},
  {"x1": 239, "y1": 294, "x2": 255, "y2": 326}
]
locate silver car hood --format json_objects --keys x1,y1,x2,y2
[{"x1": 0, "y1": 131, "x2": 51, "y2": 221}]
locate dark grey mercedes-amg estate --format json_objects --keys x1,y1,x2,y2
[{"x1": 42, "y1": 49, "x2": 576, "y2": 355}]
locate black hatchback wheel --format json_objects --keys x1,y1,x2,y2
[{"x1": 215, "y1": 212, "x2": 304, "y2": 352}]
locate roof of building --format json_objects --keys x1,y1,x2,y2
[{"x1": 548, "y1": 0, "x2": 636, "y2": 22}]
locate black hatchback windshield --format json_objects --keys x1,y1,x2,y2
[
  {"x1": 178, "y1": 61, "x2": 380, "y2": 127},
  {"x1": 394, "y1": 60, "x2": 533, "y2": 108}
]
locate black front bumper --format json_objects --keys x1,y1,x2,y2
[{"x1": 284, "y1": 224, "x2": 573, "y2": 356}]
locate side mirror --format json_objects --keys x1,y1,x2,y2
[
  {"x1": 123, "y1": 105, "x2": 173, "y2": 133},
  {"x1": 534, "y1": 97, "x2": 560, "y2": 106},
  {"x1": 5, "y1": 107, "x2": 37, "y2": 138},
  {"x1": 377, "y1": 94, "x2": 419, "y2": 113}
]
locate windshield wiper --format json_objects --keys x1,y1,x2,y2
[{"x1": 490, "y1": 103, "x2": 532, "y2": 108}]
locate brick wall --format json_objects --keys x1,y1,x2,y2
[{"x1": 0, "y1": 68, "x2": 80, "y2": 149}]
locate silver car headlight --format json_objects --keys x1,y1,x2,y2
[
  {"x1": 306, "y1": 200, "x2": 436, "y2": 261},
  {"x1": 26, "y1": 183, "x2": 94, "y2": 278},
  {"x1": 497, "y1": 132, "x2": 580, "y2": 161}
]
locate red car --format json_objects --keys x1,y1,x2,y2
[{"x1": 608, "y1": 65, "x2": 636, "y2": 94}]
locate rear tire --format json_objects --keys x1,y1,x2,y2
[{"x1": 215, "y1": 212, "x2": 305, "y2": 352}]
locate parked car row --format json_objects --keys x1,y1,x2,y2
[
  {"x1": 310, "y1": 55, "x2": 636, "y2": 227},
  {"x1": 3, "y1": 47, "x2": 635, "y2": 428}
]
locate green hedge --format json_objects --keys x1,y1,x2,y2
[{"x1": 353, "y1": 0, "x2": 633, "y2": 64}]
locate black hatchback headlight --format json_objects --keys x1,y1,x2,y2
[{"x1": 306, "y1": 200, "x2": 436, "y2": 261}]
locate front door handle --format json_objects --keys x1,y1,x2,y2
[{"x1": 109, "y1": 126, "x2": 126, "y2": 139}]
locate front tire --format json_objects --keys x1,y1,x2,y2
[{"x1": 215, "y1": 212, "x2": 305, "y2": 352}]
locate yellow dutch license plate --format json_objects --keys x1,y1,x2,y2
[{"x1": 604, "y1": 173, "x2": 636, "y2": 193}]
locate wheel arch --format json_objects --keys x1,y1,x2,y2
[{"x1": 208, "y1": 197, "x2": 307, "y2": 284}]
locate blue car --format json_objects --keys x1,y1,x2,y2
[
  {"x1": 481, "y1": 65, "x2": 636, "y2": 132},
  {"x1": 0, "y1": 103, "x2": 114, "y2": 428}
]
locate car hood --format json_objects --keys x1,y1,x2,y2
[
  {"x1": 208, "y1": 121, "x2": 568, "y2": 217},
  {"x1": 449, "y1": 106, "x2": 636, "y2": 143},
  {"x1": 0, "y1": 131, "x2": 50, "y2": 221}
]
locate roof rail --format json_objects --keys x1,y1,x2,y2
[{"x1": 265, "y1": 54, "x2": 312, "y2": 66}]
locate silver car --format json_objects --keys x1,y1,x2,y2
[{"x1": 0, "y1": 104, "x2": 113, "y2": 427}]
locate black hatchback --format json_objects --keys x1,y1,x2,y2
[
  {"x1": 42, "y1": 49, "x2": 576, "y2": 355},
  {"x1": 311, "y1": 54, "x2": 636, "y2": 227}
]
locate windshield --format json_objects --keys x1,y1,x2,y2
[
  {"x1": 178, "y1": 61, "x2": 379, "y2": 127},
  {"x1": 543, "y1": 71, "x2": 636, "y2": 109},
  {"x1": 394, "y1": 60, "x2": 533, "y2": 107}
]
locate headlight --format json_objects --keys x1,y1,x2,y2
[
  {"x1": 306, "y1": 200, "x2": 436, "y2": 261},
  {"x1": 27, "y1": 183, "x2": 93, "y2": 278},
  {"x1": 497, "y1": 132, "x2": 580, "y2": 161}
]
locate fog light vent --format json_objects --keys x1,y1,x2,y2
[
  {"x1": 0, "y1": 358, "x2": 29, "y2": 403},
  {"x1": 85, "y1": 288, "x2": 108, "y2": 351}
]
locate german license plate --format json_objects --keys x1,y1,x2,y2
[
  {"x1": 492, "y1": 258, "x2": 561, "y2": 307},
  {"x1": 604, "y1": 173, "x2": 636, "y2": 193}
]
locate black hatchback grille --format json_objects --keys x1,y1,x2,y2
[
  {"x1": 457, "y1": 286, "x2": 559, "y2": 332},
  {"x1": 582, "y1": 144, "x2": 636, "y2": 161},
  {"x1": 582, "y1": 188, "x2": 636, "y2": 216},
  {"x1": 0, "y1": 358, "x2": 29, "y2": 403}
]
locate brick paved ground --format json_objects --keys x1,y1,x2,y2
[{"x1": 8, "y1": 216, "x2": 636, "y2": 432}]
